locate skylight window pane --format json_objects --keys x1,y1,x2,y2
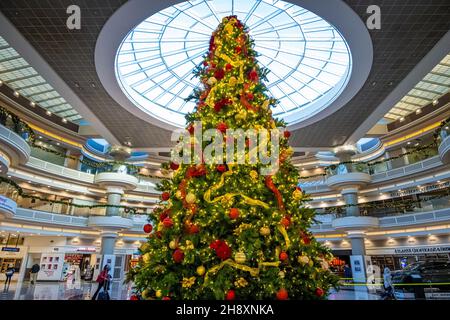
[{"x1": 115, "y1": 0, "x2": 352, "y2": 127}]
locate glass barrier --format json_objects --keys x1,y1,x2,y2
[
  {"x1": 0, "y1": 112, "x2": 34, "y2": 144},
  {"x1": 325, "y1": 162, "x2": 370, "y2": 176},
  {"x1": 0, "y1": 182, "x2": 20, "y2": 201},
  {"x1": 318, "y1": 193, "x2": 450, "y2": 218}
]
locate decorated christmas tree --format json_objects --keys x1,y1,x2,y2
[{"x1": 130, "y1": 16, "x2": 339, "y2": 300}]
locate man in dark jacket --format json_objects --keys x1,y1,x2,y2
[{"x1": 30, "y1": 263, "x2": 40, "y2": 285}]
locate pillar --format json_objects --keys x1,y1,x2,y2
[
  {"x1": 105, "y1": 187, "x2": 124, "y2": 216},
  {"x1": 342, "y1": 188, "x2": 360, "y2": 217},
  {"x1": 100, "y1": 232, "x2": 117, "y2": 255},
  {"x1": 348, "y1": 232, "x2": 371, "y2": 284}
]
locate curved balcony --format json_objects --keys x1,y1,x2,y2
[
  {"x1": 87, "y1": 215, "x2": 134, "y2": 231},
  {"x1": 326, "y1": 172, "x2": 371, "y2": 190},
  {"x1": 0, "y1": 194, "x2": 17, "y2": 219},
  {"x1": 93, "y1": 171, "x2": 138, "y2": 191},
  {"x1": 0, "y1": 124, "x2": 31, "y2": 169},
  {"x1": 331, "y1": 216, "x2": 379, "y2": 231},
  {"x1": 438, "y1": 129, "x2": 450, "y2": 164}
]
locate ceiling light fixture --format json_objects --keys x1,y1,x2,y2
[
  {"x1": 415, "y1": 108, "x2": 421, "y2": 114},
  {"x1": 399, "y1": 117, "x2": 405, "y2": 122},
  {"x1": 30, "y1": 101, "x2": 36, "y2": 107},
  {"x1": 432, "y1": 99, "x2": 438, "y2": 106},
  {"x1": 46, "y1": 111, "x2": 52, "y2": 116},
  {"x1": 62, "y1": 118, "x2": 67, "y2": 123},
  {"x1": 13, "y1": 91, "x2": 20, "y2": 97}
]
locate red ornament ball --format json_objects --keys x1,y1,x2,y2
[
  {"x1": 284, "y1": 130, "x2": 291, "y2": 138},
  {"x1": 246, "y1": 92, "x2": 254, "y2": 100},
  {"x1": 216, "y1": 164, "x2": 227, "y2": 172},
  {"x1": 163, "y1": 217, "x2": 174, "y2": 228},
  {"x1": 214, "y1": 68, "x2": 225, "y2": 80},
  {"x1": 279, "y1": 251, "x2": 288, "y2": 261},
  {"x1": 235, "y1": 46, "x2": 242, "y2": 54},
  {"x1": 225, "y1": 290, "x2": 236, "y2": 300},
  {"x1": 170, "y1": 162, "x2": 179, "y2": 170},
  {"x1": 276, "y1": 288, "x2": 288, "y2": 300},
  {"x1": 187, "y1": 125, "x2": 195, "y2": 134},
  {"x1": 216, "y1": 122, "x2": 227, "y2": 133},
  {"x1": 225, "y1": 63, "x2": 232, "y2": 71},
  {"x1": 162, "y1": 296, "x2": 171, "y2": 300},
  {"x1": 248, "y1": 69, "x2": 258, "y2": 82},
  {"x1": 315, "y1": 288, "x2": 324, "y2": 297},
  {"x1": 280, "y1": 216, "x2": 291, "y2": 228},
  {"x1": 203, "y1": 60, "x2": 208, "y2": 66},
  {"x1": 173, "y1": 249, "x2": 184, "y2": 263},
  {"x1": 188, "y1": 224, "x2": 200, "y2": 234},
  {"x1": 161, "y1": 192, "x2": 170, "y2": 201},
  {"x1": 130, "y1": 295, "x2": 139, "y2": 300},
  {"x1": 296, "y1": 186, "x2": 302, "y2": 192},
  {"x1": 229, "y1": 208, "x2": 240, "y2": 219},
  {"x1": 143, "y1": 224, "x2": 152, "y2": 234}
]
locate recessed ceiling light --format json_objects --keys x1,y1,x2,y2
[
  {"x1": 30, "y1": 101, "x2": 36, "y2": 107},
  {"x1": 0, "y1": 80, "x2": 3, "y2": 85},
  {"x1": 432, "y1": 99, "x2": 438, "y2": 105},
  {"x1": 62, "y1": 118, "x2": 67, "y2": 123},
  {"x1": 7, "y1": 175, "x2": 11, "y2": 178},
  {"x1": 399, "y1": 117, "x2": 405, "y2": 122},
  {"x1": 56, "y1": 142, "x2": 60, "y2": 146},
  {"x1": 407, "y1": 141, "x2": 411, "y2": 145},
  {"x1": 46, "y1": 110, "x2": 52, "y2": 116},
  {"x1": 39, "y1": 136, "x2": 42, "y2": 139},
  {"x1": 13, "y1": 91, "x2": 19, "y2": 97},
  {"x1": 415, "y1": 109, "x2": 422, "y2": 114}
]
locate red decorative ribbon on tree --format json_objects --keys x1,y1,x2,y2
[{"x1": 265, "y1": 175, "x2": 285, "y2": 213}]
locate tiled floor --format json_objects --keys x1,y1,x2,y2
[
  {"x1": 1, "y1": 280, "x2": 133, "y2": 300},
  {"x1": 1, "y1": 281, "x2": 384, "y2": 300}
]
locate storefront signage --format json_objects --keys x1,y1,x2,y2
[
  {"x1": 1, "y1": 247, "x2": 20, "y2": 252},
  {"x1": 368, "y1": 245, "x2": 450, "y2": 255},
  {"x1": 394, "y1": 246, "x2": 450, "y2": 254},
  {"x1": 76, "y1": 247, "x2": 96, "y2": 252}
]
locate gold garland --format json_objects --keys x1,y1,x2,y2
[
  {"x1": 277, "y1": 225, "x2": 291, "y2": 249},
  {"x1": 204, "y1": 258, "x2": 282, "y2": 283},
  {"x1": 203, "y1": 166, "x2": 270, "y2": 209}
]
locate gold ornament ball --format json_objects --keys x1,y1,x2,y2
[
  {"x1": 235, "y1": 252, "x2": 247, "y2": 264},
  {"x1": 259, "y1": 226, "x2": 271, "y2": 236},
  {"x1": 142, "y1": 253, "x2": 151, "y2": 264},
  {"x1": 197, "y1": 265, "x2": 206, "y2": 276},
  {"x1": 142, "y1": 289, "x2": 150, "y2": 299},
  {"x1": 297, "y1": 255, "x2": 309, "y2": 265},
  {"x1": 292, "y1": 189, "x2": 303, "y2": 201},
  {"x1": 175, "y1": 190, "x2": 182, "y2": 199},
  {"x1": 169, "y1": 240, "x2": 177, "y2": 250},
  {"x1": 155, "y1": 290, "x2": 162, "y2": 298},
  {"x1": 249, "y1": 170, "x2": 258, "y2": 180},
  {"x1": 185, "y1": 192, "x2": 197, "y2": 204},
  {"x1": 278, "y1": 271, "x2": 285, "y2": 279}
]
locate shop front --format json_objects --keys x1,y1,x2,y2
[{"x1": 367, "y1": 244, "x2": 450, "y2": 271}]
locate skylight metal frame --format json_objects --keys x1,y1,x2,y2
[{"x1": 115, "y1": 0, "x2": 352, "y2": 127}]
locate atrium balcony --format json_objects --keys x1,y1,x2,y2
[
  {"x1": 326, "y1": 163, "x2": 371, "y2": 190},
  {"x1": 0, "y1": 181, "x2": 18, "y2": 219},
  {"x1": 87, "y1": 215, "x2": 134, "y2": 231},
  {"x1": 0, "y1": 118, "x2": 32, "y2": 172},
  {"x1": 94, "y1": 171, "x2": 139, "y2": 191},
  {"x1": 331, "y1": 215, "x2": 379, "y2": 231},
  {"x1": 438, "y1": 127, "x2": 450, "y2": 164}
]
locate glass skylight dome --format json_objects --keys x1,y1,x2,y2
[{"x1": 115, "y1": 0, "x2": 352, "y2": 128}]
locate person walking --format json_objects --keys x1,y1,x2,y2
[
  {"x1": 30, "y1": 263, "x2": 40, "y2": 285},
  {"x1": 343, "y1": 264, "x2": 352, "y2": 283},
  {"x1": 91, "y1": 265, "x2": 111, "y2": 300},
  {"x1": 383, "y1": 267, "x2": 394, "y2": 299},
  {"x1": 3, "y1": 264, "x2": 15, "y2": 291}
]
